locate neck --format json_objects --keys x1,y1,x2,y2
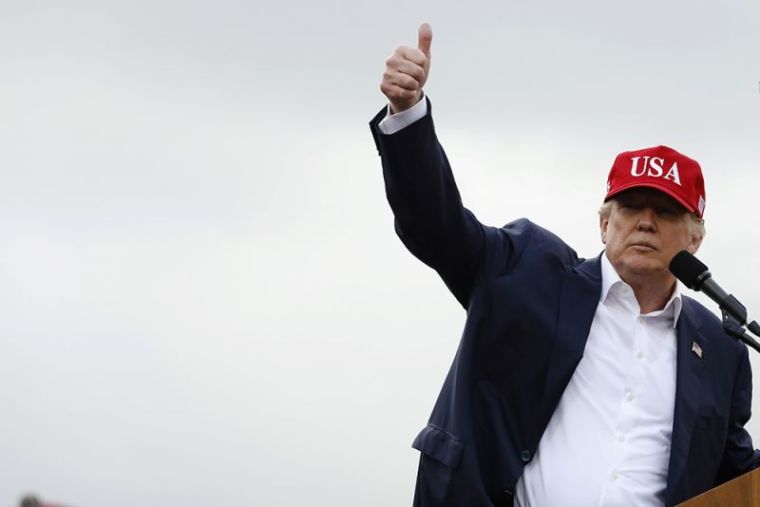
[{"x1": 626, "y1": 276, "x2": 677, "y2": 314}]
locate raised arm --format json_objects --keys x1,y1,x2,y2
[{"x1": 369, "y1": 24, "x2": 517, "y2": 307}]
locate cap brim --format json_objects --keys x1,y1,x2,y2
[{"x1": 605, "y1": 181, "x2": 700, "y2": 216}]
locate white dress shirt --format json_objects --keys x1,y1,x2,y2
[
  {"x1": 515, "y1": 254, "x2": 681, "y2": 507},
  {"x1": 379, "y1": 99, "x2": 682, "y2": 505}
]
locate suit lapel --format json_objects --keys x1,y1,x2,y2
[
  {"x1": 665, "y1": 299, "x2": 706, "y2": 505},
  {"x1": 542, "y1": 255, "x2": 602, "y2": 409}
]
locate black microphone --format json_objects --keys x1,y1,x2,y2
[{"x1": 669, "y1": 250, "x2": 760, "y2": 338}]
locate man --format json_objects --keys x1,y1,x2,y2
[{"x1": 369, "y1": 23, "x2": 760, "y2": 506}]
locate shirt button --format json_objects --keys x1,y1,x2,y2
[
  {"x1": 637, "y1": 351, "x2": 644, "y2": 359},
  {"x1": 520, "y1": 450, "x2": 531, "y2": 462},
  {"x1": 626, "y1": 391, "x2": 635, "y2": 402},
  {"x1": 617, "y1": 432, "x2": 625, "y2": 442},
  {"x1": 611, "y1": 470, "x2": 619, "y2": 481}
]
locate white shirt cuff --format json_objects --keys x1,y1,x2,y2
[{"x1": 377, "y1": 96, "x2": 428, "y2": 135}]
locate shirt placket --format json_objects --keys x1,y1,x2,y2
[{"x1": 599, "y1": 291, "x2": 643, "y2": 506}]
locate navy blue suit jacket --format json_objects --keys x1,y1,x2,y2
[{"x1": 369, "y1": 100, "x2": 760, "y2": 506}]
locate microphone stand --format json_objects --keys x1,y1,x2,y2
[
  {"x1": 717, "y1": 293, "x2": 760, "y2": 336},
  {"x1": 721, "y1": 310, "x2": 760, "y2": 354}
]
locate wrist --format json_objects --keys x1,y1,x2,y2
[{"x1": 390, "y1": 91, "x2": 423, "y2": 115}]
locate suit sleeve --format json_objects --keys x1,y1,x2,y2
[
  {"x1": 369, "y1": 98, "x2": 519, "y2": 308},
  {"x1": 716, "y1": 345, "x2": 760, "y2": 483}
]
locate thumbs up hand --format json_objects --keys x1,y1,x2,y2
[{"x1": 380, "y1": 23, "x2": 432, "y2": 114}]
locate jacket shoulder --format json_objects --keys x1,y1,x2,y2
[{"x1": 498, "y1": 218, "x2": 583, "y2": 274}]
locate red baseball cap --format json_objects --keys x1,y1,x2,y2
[{"x1": 604, "y1": 145, "x2": 706, "y2": 218}]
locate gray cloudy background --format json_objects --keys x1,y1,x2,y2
[{"x1": 0, "y1": 1, "x2": 758, "y2": 505}]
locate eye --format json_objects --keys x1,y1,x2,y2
[{"x1": 656, "y1": 207, "x2": 679, "y2": 218}]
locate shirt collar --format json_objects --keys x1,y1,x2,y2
[{"x1": 599, "y1": 253, "x2": 682, "y2": 326}]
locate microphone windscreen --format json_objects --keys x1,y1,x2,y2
[{"x1": 669, "y1": 250, "x2": 708, "y2": 289}]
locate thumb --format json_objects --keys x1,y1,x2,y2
[{"x1": 417, "y1": 22, "x2": 432, "y2": 57}]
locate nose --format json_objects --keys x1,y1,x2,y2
[{"x1": 636, "y1": 207, "x2": 657, "y2": 232}]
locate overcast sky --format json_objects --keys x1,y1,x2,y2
[{"x1": 1, "y1": 1, "x2": 758, "y2": 506}]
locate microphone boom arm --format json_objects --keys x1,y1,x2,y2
[{"x1": 721, "y1": 310, "x2": 760, "y2": 354}]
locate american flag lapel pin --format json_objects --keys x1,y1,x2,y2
[{"x1": 691, "y1": 341, "x2": 703, "y2": 359}]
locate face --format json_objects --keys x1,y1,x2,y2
[{"x1": 600, "y1": 188, "x2": 702, "y2": 285}]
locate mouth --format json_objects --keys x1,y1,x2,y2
[{"x1": 629, "y1": 241, "x2": 657, "y2": 251}]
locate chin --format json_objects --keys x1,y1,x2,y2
[{"x1": 619, "y1": 256, "x2": 664, "y2": 276}]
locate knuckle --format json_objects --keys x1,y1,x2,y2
[{"x1": 384, "y1": 86, "x2": 400, "y2": 98}]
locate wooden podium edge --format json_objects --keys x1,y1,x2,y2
[{"x1": 676, "y1": 468, "x2": 760, "y2": 506}]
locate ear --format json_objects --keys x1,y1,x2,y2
[
  {"x1": 687, "y1": 231, "x2": 703, "y2": 254},
  {"x1": 600, "y1": 217, "x2": 609, "y2": 245}
]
